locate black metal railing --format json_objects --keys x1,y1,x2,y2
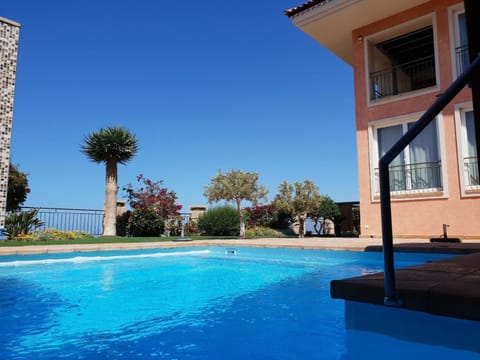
[
  {"x1": 370, "y1": 56, "x2": 436, "y2": 100},
  {"x1": 374, "y1": 161, "x2": 442, "y2": 193},
  {"x1": 456, "y1": 45, "x2": 470, "y2": 76},
  {"x1": 464, "y1": 156, "x2": 479, "y2": 186},
  {"x1": 379, "y1": 53, "x2": 480, "y2": 306},
  {"x1": 20, "y1": 206, "x2": 104, "y2": 236}
]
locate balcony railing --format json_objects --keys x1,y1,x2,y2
[
  {"x1": 456, "y1": 45, "x2": 470, "y2": 77},
  {"x1": 20, "y1": 206, "x2": 104, "y2": 236},
  {"x1": 370, "y1": 56, "x2": 436, "y2": 100},
  {"x1": 374, "y1": 161, "x2": 442, "y2": 194},
  {"x1": 464, "y1": 156, "x2": 479, "y2": 187}
]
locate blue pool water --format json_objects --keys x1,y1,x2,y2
[{"x1": 0, "y1": 247, "x2": 478, "y2": 359}]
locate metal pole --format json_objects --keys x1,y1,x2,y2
[
  {"x1": 177, "y1": 212, "x2": 191, "y2": 241},
  {"x1": 379, "y1": 53, "x2": 480, "y2": 305},
  {"x1": 464, "y1": 0, "x2": 480, "y2": 175},
  {"x1": 379, "y1": 164, "x2": 400, "y2": 305},
  {"x1": 180, "y1": 220, "x2": 185, "y2": 238}
]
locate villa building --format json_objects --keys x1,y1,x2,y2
[
  {"x1": 189, "y1": 205, "x2": 207, "y2": 222},
  {"x1": 0, "y1": 17, "x2": 20, "y2": 227},
  {"x1": 285, "y1": 0, "x2": 479, "y2": 239}
]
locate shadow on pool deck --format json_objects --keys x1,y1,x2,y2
[
  {"x1": 332, "y1": 242, "x2": 480, "y2": 321},
  {"x1": 364, "y1": 241, "x2": 480, "y2": 254}
]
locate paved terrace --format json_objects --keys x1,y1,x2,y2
[{"x1": 2, "y1": 237, "x2": 480, "y2": 321}]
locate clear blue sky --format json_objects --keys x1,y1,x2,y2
[{"x1": 3, "y1": 0, "x2": 357, "y2": 211}]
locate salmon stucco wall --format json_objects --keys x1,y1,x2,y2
[{"x1": 351, "y1": 0, "x2": 479, "y2": 239}]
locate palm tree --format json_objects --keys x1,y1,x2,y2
[{"x1": 81, "y1": 126, "x2": 138, "y2": 236}]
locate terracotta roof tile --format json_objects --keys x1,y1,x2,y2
[{"x1": 284, "y1": 0, "x2": 328, "y2": 18}]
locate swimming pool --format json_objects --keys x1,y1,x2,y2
[{"x1": 0, "y1": 246, "x2": 478, "y2": 359}]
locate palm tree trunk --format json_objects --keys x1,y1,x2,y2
[
  {"x1": 103, "y1": 159, "x2": 118, "y2": 236},
  {"x1": 298, "y1": 214, "x2": 305, "y2": 238}
]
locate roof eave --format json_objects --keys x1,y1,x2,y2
[{"x1": 285, "y1": 0, "x2": 431, "y2": 65}]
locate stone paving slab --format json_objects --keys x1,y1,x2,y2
[{"x1": 331, "y1": 252, "x2": 480, "y2": 321}]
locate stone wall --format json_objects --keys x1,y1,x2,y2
[
  {"x1": 189, "y1": 205, "x2": 207, "y2": 222},
  {"x1": 0, "y1": 17, "x2": 20, "y2": 227}
]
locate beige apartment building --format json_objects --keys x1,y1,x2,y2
[
  {"x1": 286, "y1": 0, "x2": 479, "y2": 239},
  {"x1": 0, "y1": 17, "x2": 20, "y2": 227}
]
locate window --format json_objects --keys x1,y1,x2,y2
[
  {"x1": 368, "y1": 25, "x2": 436, "y2": 101},
  {"x1": 452, "y1": 9, "x2": 469, "y2": 77},
  {"x1": 373, "y1": 119, "x2": 442, "y2": 195},
  {"x1": 458, "y1": 109, "x2": 479, "y2": 191}
]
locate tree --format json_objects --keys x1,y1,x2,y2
[
  {"x1": 352, "y1": 206, "x2": 361, "y2": 235},
  {"x1": 273, "y1": 180, "x2": 321, "y2": 238},
  {"x1": 81, "y1": 126, "x2": 138, "y2": 236},
  {"x1": 244, "y1": 204, "x2": 291, "y2": 230},
  {"x1": 7, "y1": 163, "x2": 30, "y2": 212},
  {"x1": 123, "y1": 174, "x2": 182, "y2": 218},
  {"x1": 127, "y1": 208, "x2": 165, "y2": 237},
  {"x1": 204, "y1": 169, "x2": 268, "y2": 239},
  {"x1": 312, "y1": 195, "x2": 341, "y2": 235},
  {"x1": 244, "y1": 204, "x2": 275, "y2": 228}
]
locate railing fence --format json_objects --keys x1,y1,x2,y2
[
  {"x1": 456, "y1": 45, "x2": 470, "y2": 76},
  {"x1": 374, "y1": 161, "x2": 442, "y2": 194},
  {"x1": 370, "y1": 55, "x2": 436, "y2": 100},
  {"x1": 20, "y1": 207, "x2": 104, "y2": 236},
  {"x1": 464, "y1": 156, "x2": 479, "y2": 187}
]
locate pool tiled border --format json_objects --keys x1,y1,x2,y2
[{"x1": 4, "y1": 237, "x2": 480, "y2": 255}]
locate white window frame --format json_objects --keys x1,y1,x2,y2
[
  {"x1": 449, "y1": 4, "x2": 468, "y2": 79},
  {"x1": 455, "y1": 103, "x2": 480, "y2": 196},
  {"x1": 364, "y1": 13, "x2": 440, "y2": 108},
  {"x1": 368, "y1": 112, "x2": 447, "y2": 201}
]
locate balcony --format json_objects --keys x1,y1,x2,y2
[
  {"x1": 464, "y1": 156, "x2": 479, "y2": 188},
  {"x1": 374, "y1": 161, "x2": 442, "y2": 195},
  {"x1": 370, "y1": 56, "x2": 436, "y2": 100},
  {"x1": 456, "y1": 45, "x2": 470, "y2": 77}
]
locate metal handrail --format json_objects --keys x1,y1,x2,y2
[{"x1": 379, "y1": 53, "x2": 480, "y2": 306}]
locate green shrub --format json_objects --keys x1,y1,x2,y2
[
  {"x1": 268, "y1": 208, "x2": 291, "y2": 230},
  {"x1": 116, "y1": 211, "x2": 131, "y2": 236},
  {"x1": 197, "y1": 205, "x2": 239, "y2": 236},
  {"x1": 127, "y1": 208, "x2": 165, "y2": 237},
  {"x1": 30, "y1": 229, "x2": 92, "y2": 241},
  {"x1": 165, "y1": 216, "x2": 183, "y2": 236},
  {"x1": 7, "y1": 163, "x2": 30, "y2": 212},
  {"x1": 4, "y1": 209, "x2": 44, "y2": 239},
  {"x1": 185, "y1": 219, "x2": 199, "y2": 236},
  {"x1": 244, "y1": 205, "x2": 277, "y2": 228},
  {"x1": 245, "y1": 226, "x2": 283, "y2": 239}
]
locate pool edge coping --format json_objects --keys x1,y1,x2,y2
[{"x1": 1, "y1": 237, "x2": 480, "y2": 256}]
